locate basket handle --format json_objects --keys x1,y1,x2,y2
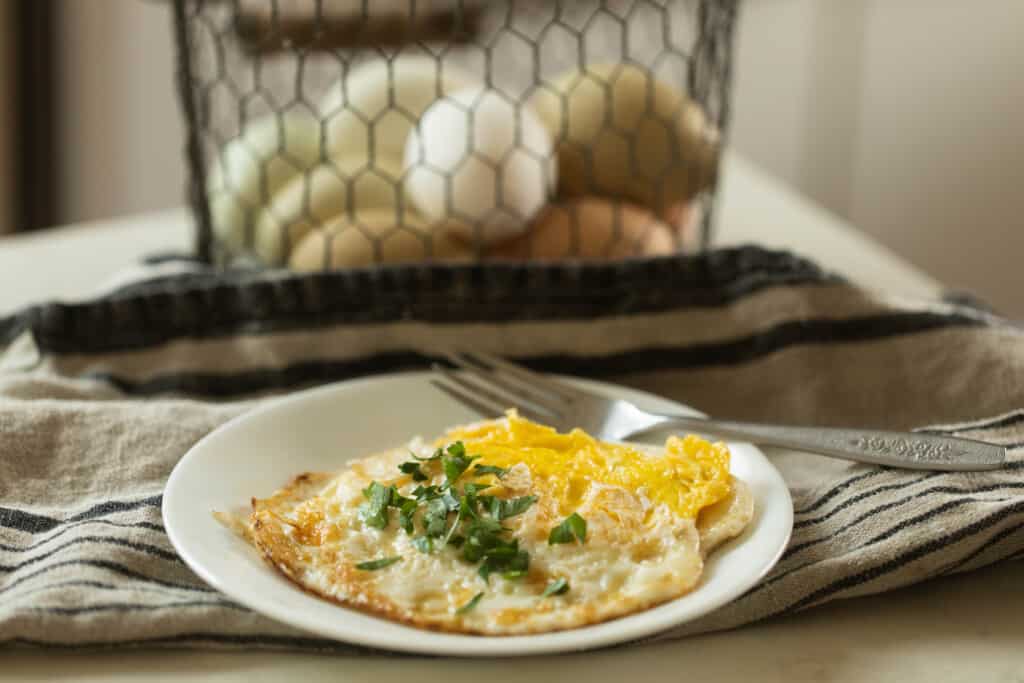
[{"x1": 233, "y1": 2, "x2": 484, "y2": 54}]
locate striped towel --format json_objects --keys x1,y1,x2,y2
[{"x1": 1, "y1": 247, "x2": 1021, "y2": 651}]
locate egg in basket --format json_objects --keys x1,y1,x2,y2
[{"x1": 199, "y1": 3, "x2": 723, "y2": 270}]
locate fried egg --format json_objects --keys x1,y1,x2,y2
[{"x1": 221, "y1": 413, "x2": 753, "y2": 635}]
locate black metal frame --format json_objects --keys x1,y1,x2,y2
[
  {"x1": 13, "y1": 0, "x2": 59, "y2": 233},
  {"x1": 170, "y1": 0, "x2": 740, "y2": 266}
]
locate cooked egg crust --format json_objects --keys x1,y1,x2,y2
[{"x1": 231, "y1": 415, "x2": 753, "y2": 635}]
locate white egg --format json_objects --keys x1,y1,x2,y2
[
  {"x1": 403, "y1": 87, "x2": 556, "y2": 246},
  {"x1": 206, "y1": 112, "x2": 322, "y2": 254},
  {"x1": 321, "y1": 56, "x2": 473, "y2": 165},
  {"x1": 253, "y1": 156, "x2": 404, "y2": 265}
]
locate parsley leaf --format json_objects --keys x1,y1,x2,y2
[
  {"x1": 355, "y1": 556, "x2": 401, "y2": 571},
  {"x1": 480, "y1": 546, "x2": 529, "y2": 582},
  {"x1": 442, "y1": 445, "x2": 481, "y2": 485},
  {"x1": 388, "y1": 487, "x2": 414, "y2": 508},
  {"x1": 473, "y1": 464, "x2": 507, "y2": 479},
  {"x1": 358, "y1": 482, "x2": 391, "y2": 529},
  {"x1": 491, "y1": 495, "x2": 537, "y2": 521},
  {"x1": 455, "y1": 591, "x2": 484, "y2": 615},
  {"x1": 542, "y1": 578, "x2": 569, "y2": 597},
  {"x1": 423, "y1": 498, "x2": 450, "y2": 537},
  {"x1": 441, "y1": 442, "x2": 478, "y2": 479},
  {"x1": 412, "y1": 484, "x2": 442, "y2": 501},
  {"x1": 397, "y1": 499, "x2": 417, "y2": 534},
  {"x1": 412, "y1": 536, "x2": 433, "y2": 554},
  {"x1": 463, "y1": 482, "x2": 491, "y2": 497},
  {"x1": 548, "y1": 512, "x2": 587, "y2": 545},
  {"x1": 398, "y1": 461, "x2": 428, "y2": 482}
]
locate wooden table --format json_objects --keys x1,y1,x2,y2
[{"x1": 2, "y1": 153, "x2": 1020, "y2": 683}]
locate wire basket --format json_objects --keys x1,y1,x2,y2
[{"x1": 171, "y1": 0, "x2": 739, "y2": 271}]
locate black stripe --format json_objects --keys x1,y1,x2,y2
[
  {"x1": 0, "y1": 247, "x2": 834, "y2": 354},
  {"x1": 0, "y1": 496, "x2": 162, "y2": 534},
  {"x1": 764, "y1": 498, "x2": 1024, "y2": 619},
  {"x1": 751, "y1": 483, "x2": 1024, "y2": 598},
  {"x1": 3, "y1": 631, "x2": 371, "y2": 652},
  {"x1": 0, "y1": 536, "x2": 180, "y2": 572},
  {"x1": 793, "y1": 442, "x2": 1024, "y2": 518},
  {"x1": 0, "y1": 559, "x2": 214, "y2": 596},
  {"x1": 793, "y1": 474, "x2": 936, "y2": 529},
  {"x1": 28, "y1": 600, "x2": 247, "y2": 616},
  {"x1": 791, "y1": 482, "x2": 1024, "y2": 561},
  {"x1": 87, "y1": 312, "x2": 986, "y2": 398},
  {"x1": 863, "y1": 488, "x2": 1024, "y2": 548},
  {"x1": 0, "y1": 519, "x2": 166, "y2": 553},
  {"x1": 793, "y1": 470, "x2": 884, "y2": 515},
  {"x1": 939, "y1": 521, "x2": 1024, "y2": 576}
]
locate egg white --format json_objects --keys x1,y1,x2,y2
[{"x1": 230, "y1": 432, "x2": 752, "y2": 635}]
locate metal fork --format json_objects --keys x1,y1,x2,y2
[{"x1": 430, "y1": 351, "x2": 1006, "y2": 472}]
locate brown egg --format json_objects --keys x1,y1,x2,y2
[
  {"x1": 662, "y1": 199, "x2": 705, "y2": 251},
  {"x1": 529, "y1": 64, "x2": 719, "y2": 214},
  {"x1": 487, "y1": 198, "x2": 677, "y2": 262},
  {"x1": 288, "y1": 210, "x2": 473, "y2": 272}
]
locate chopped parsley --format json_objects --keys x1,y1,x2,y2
[
  {"x1": 423, "y1": 497, "x2": 450, "y2": 537},
  {"x1": 463, "y1": 482, "x2": 492, "y2": 497},
  {"x1": 355, "y1": 556, "x2": 401, "y2": 571},
  {"x1": 397, "y1": 499, "x2": 417, "y2": 534},
  {"x1": 455, "y1": 591, "x2": 484, "y2": 614},
  {"x1": 412, "y1": 484, "x2": 442, "y2": 501},
  {"x1": 398, "y1": 461, "x2": 428, "y2": 481},
  {"x1": 441, "y1": 490, "x2": 461, "y2": 511},
  {"x1": 487, "y1": 495, "x2": 537, "y2": 521},
  {"x1": 548, "y1": 513, "x2": 587, "y2": 545},
  {"x1": 442, "y1": 442, "x2": 480, "y2": 485},
  {"x1": 355, "y1": 441, "x2": 547, "y2": 589},
  {"x1": 542, "y1": 578, "x2": 569, "y2": 597},
  {"x1": 358, "y1": 481, "x2": 391, "y2": 529},
  {"x1": 473, "y1": 464, "x2": 507, "y2": 478}
]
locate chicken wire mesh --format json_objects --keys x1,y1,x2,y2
[{"x1": 171, "y1": 0, "x2": 738, "y2": 270}]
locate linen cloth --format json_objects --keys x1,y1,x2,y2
[{"x1": 1, "y1": 247, "x2": 1021, "y2": 650}]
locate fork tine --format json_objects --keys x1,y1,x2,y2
[
  {"x1": 444, "y1": 352, "x2": 568, "y2": 415},
  {"x1": 431, "y1": 366, "x2": 553, "y2": 424},
  {"x1": 460, "y1": 351, "x2": 585, "y2": 401}
]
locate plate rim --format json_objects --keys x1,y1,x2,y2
[{"x1": 163, "y1": 371, "x2": 793, "y2": 656}]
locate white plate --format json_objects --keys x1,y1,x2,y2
[{"x1": 163, "y1": 371, "x2": 792, "y2": 656}]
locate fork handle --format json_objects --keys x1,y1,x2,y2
[{"x1": 652, "y1": 416, "x2": 1006, "y2": 471}]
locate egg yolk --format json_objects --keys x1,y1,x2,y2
[{"x1": 441, "y1": 412, "x2": 732, "y2": 519}]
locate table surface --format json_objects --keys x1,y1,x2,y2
[{"x1": 2, "y1": 153, "x2": 1020, "y2": 683}]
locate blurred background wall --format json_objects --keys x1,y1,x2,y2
[
  {"x1": 7, "y1": 0, "x2": 1023, "y2": 315},
  {"x1": 732, "y1": 0, "x2": 1023, "y2": 314}
]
